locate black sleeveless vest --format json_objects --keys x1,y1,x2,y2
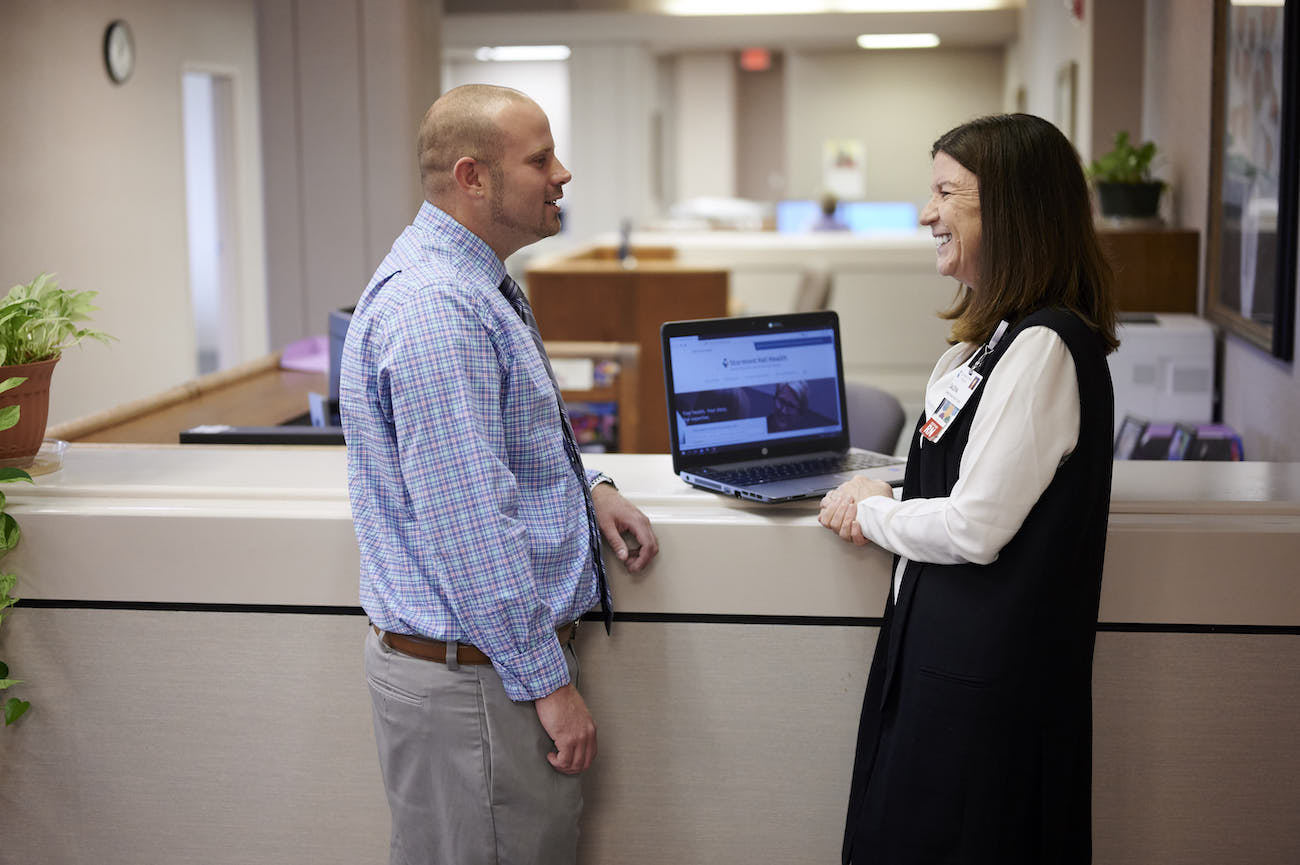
[{"x1": 844, "y1": 307, "x2": 1114, "y2": 865}]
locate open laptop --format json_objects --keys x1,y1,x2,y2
[{"x1": 661, "y1": 311, "x2": 906, "y2": 503}]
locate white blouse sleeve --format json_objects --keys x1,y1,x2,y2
[{"x1": 855, "y1": 326, "x2": 1081, "y2": 565}]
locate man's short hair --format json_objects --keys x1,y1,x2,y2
[{"x1": 418, "y1": 84, "x2": 531, "y2": 198}]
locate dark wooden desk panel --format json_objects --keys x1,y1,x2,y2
[
  {"x1": 1098, "y1": 227, "x2": 1199, "y2": 313},
  {"x1": 526, "y1": 263, "x2": 727, "y2": 453}
]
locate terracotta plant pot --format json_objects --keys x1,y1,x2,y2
[{"x1": 0, "y1": 355, "x2": 60, "y2": 465}]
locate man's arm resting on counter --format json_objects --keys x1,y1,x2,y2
[{"x1": 589, "y1": 478, "x2": 659, "y2": 572}]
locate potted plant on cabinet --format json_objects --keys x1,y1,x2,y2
[
  {"x1": 1088, "y1": 130, "x2": 1165, "y2": 221},
  {"x1": 0, "y1": 273, "x2": 114, "y2": 465}
]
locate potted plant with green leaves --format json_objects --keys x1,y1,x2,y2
[
  {"x1": 1, "y1": 383, "x2": 33, "y2": 727},
  {"x1": 1088, "y1": 130, "x2": 1165, "y2": 221},
  {"x1": 0, "y1": 275, "x2": 111, "y2": 727},
  {"x1": 0, "y1": 273, "x2": 114, "y2": 465}
]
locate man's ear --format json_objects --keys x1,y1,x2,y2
[{"x1": 452, "y1": 156, "x2": 485, "y2": 198}]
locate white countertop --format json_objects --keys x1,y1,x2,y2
[
  {"x1": 8, "y1": 445, "x2": 1300, "y2": 624},
  {"x1": 20, "y1": 444, "x2": 1300, "y2": 510}
]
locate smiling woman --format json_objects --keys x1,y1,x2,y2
[
  {"x1": 921, "y1": 151, "x2": 982, "y2": 288},
  {"x1": 822, "y1": 113, "x2": 1119, "y2": 865}
]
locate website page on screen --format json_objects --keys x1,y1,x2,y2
[{"x1": 669, "y1": 328, "x2": 843, "y2": 456}]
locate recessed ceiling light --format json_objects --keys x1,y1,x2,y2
[
  {"x1": 857, "y1": 33, "x2": 942, "y2": 49},
  {"x1": 473, "y1": 45, "x2": 572, "y2": 62},
  {"x1": 663, "y1": 1, "x2": 1008, "y2": 14}
]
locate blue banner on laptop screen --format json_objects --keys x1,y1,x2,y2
[{"x1": 670, "y1": 329, "x2": 843, "y2": 455}]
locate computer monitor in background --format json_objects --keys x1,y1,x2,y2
[
  {"x1": 774, "y1": 199, "x2": 823, "y2": 233},
  {"x1": 839, "y1": 201, "x2": 918, "y2": 232},
  {"x1": 775, "y1": 199, "x2": 919, "y2": 234}
]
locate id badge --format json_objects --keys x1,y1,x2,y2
[{"x1": 921, "y1": 367, "x2": 983, "y2": 443}]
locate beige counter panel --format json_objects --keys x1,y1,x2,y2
[
  {"x1": 2, "y1": 445, "x2": 1298, "y2": 864},
  {"x1": 10, "y1": 447, "x2": 1299, "y2": 625}
]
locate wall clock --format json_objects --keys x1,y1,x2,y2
[{"x1": 103, "y1": 19, "x2": 134, "y2": 85}]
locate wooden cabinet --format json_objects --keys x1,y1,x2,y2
[
  {"x1": 527, "y1": 248, "x2": 728, "y2": 453},
  {"x1": 1097, "y1": 226, "x2": 1199, "y2": 313},
  {"x1": 548, "y1": 341, "x2": 640, "y2": 454}
]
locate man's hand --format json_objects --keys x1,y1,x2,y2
[
  {"x1": 591, "y1": 482, "x2": 659, "y2": 572},
  {"x1": 819, "y1": 476, "x2": 893, "y2": 545},
  {"x1": 535, "y1": 683, "x2": 596, "y2": 774}
]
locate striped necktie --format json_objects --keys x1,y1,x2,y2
[{"x1": 498, "y1": 275, "x2": 612, "y2": 633}]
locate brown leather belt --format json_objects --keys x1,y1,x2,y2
[{"x1": 373, "y1": 622, "x2": 577, "y2": 666}]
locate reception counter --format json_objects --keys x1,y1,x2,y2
[{"x1": 2, "y1": 446, "x2": 1297, "y2": 863}]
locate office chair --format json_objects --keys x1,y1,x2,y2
[
  {"x1": 791, "y1": 267, "x2": 833, "y2": 312},
  {"x1": 845, "y1": 381, "x2": 906, "y2": 455}
]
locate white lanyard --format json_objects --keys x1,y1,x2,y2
[{"x1": 920, "y1": 320, "x2": 1009, "y2": 444}]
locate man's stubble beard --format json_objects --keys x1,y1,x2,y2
[{"x1": 488, "y1": 164, "x2": 559, "y2": 243}]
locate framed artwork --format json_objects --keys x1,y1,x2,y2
[
  {"x1": 1206, "y1": 0, "x2": 1299, "y2": 361},
  {"x1": 822, "y1": 139, "x2": 865, "y2": 199},
  {"x1": 1054, "y1": 61, "x2": 1078, "y2": 144}
]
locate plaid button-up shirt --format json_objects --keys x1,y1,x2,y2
[{"x1": 341, "y1": 202, "x2": 601, "y2": 701}]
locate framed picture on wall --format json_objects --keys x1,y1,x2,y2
[
  {"x1": 1206, "y1": 0, "x2": 1299, "y2": 361},
  {"x1": 822, "y1": 139, "x2": 866, "y2": 199}
]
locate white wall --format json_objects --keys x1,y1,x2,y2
[
  {"x1": 567, "y1": 43, "x2": 658, "y2": 243},
  {"x1": 783, "y1": 47, "x2": 1005, "y2": 210},
  {"x1": 1090, "y1": 0, "x2": 1145, "y2": 162},
  {"x1": 1017, "y1": 0, "x2": 1093, "y2": 158},
  {"x1": 735, "y1": 55, "x2": 786, "y2": 202},
  {"x1": 1141, "y1": 1, "x2": 1214, "y2": 284},
  {"x1": 257, "y1": 0, "x2": 441, "y2": 348},
  {"x1": 673, "y1": 53, "x2": 737, "y2": 201},
  {"x1": 0, "y1": 0, "x2": 267, "y2": 426}
]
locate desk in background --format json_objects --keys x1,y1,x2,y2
[
  {"x1": 48, "y1": 343, "x2": 641, "y2": 452},
  {"x1": 526, "y1": 245, "x2": 728, "y2": 453},
  {"x1": 46, "y1": 353, "x2": 325, "y2": 445}
]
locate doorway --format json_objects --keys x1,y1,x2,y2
[{"x1": 182, "y1": 70, "x2": 239, "y2": 375}]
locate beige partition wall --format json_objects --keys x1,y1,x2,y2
[
  {"x1": 0, "y1": 610, "x2": 389, "y2": 862},
  {"x1": 256, "y1": 0, "x2": 441, "y2": 349},
  {"x1": 1, "y1": 448, "x2": 1297, "y2": 863}
]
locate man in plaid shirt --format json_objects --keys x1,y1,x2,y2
[{"x1": 341, "y1": 84, "x2": 658, "y2": 865}]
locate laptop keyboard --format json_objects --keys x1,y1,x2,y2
[{"x1": 700, "y1": 452, "x2": 900, "y2": 486}]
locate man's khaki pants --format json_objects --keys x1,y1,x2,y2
[{"x1": 364, "y1": 627, "x2": 583, "y2": 865}]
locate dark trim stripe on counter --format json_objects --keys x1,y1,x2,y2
[
  {"x1": 16, "y1": 599, "x2": 366, "y2": 616},
  {"x1": 13, "y1": 600, "x2": 1300, "y2": 635},
  {"x1": 1095, "y1": 621, "x2": 1300, "y2": 635}
]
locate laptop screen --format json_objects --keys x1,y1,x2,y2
[{"x1": 662, "y1": 312, "x2": 849, "y2": 465}]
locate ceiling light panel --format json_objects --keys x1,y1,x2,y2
[
  {"x1": 473, "y1": 45, "x2": 572, "y2": 62},
  {"x1": 856, "y1": 32, "x2": 942, "y2": 49}
]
